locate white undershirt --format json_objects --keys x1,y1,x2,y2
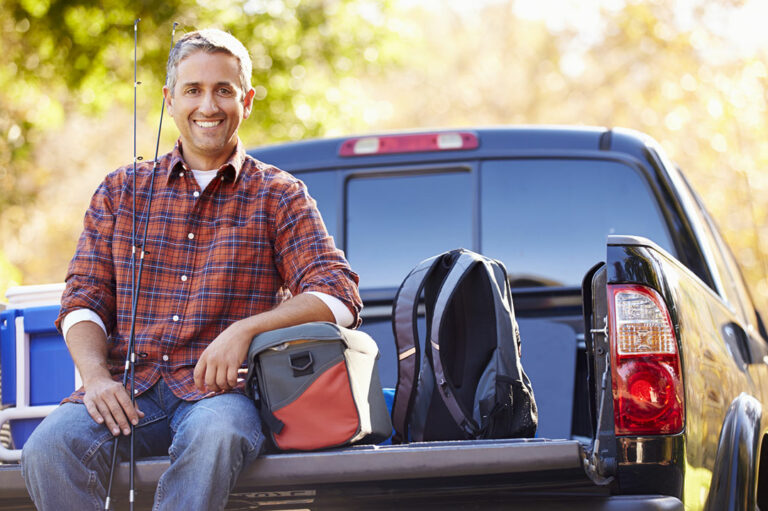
[
  {"x1": 61, "y1": 168, "x2": 354, "y2": 338},
  {"x1": 191, "y1": 168, "x2": 218, "y2": 191}
]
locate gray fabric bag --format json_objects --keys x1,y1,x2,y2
[
  {"x1": 391, "y1": 248, "x2": 538, "y2": 443},
  {"x1": 245, "y1": 322, "x2": 392, "y2": 451}
]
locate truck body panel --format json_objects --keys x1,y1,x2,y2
[{"x1": 2, "y1": 127, "x2": 767, "y2": 509}]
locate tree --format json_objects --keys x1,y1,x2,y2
[
  {"x1": 364, "y1": 0, "x2": 768, "y2": 309},
  {"x1": 0, "y1": 0, "x2": 397, "y2": 292}
]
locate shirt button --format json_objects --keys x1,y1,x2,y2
[
  {"x1": 179, "y1": 172, "x2": 184, "y2": 177},
  {"x1": 134, "y1": 389, "x2": 139, "y2": 395},
  {"x1": 193, "y1": 191, "x2": 200, "y2": 198},
  {"x1": 181, "y1": 275, "x2": 188, "y2": 282},
  {"x1": 188, "y1": 233, "x2": 195, "y2": 240},
  {"x1": 162, "y1": 354, "x2": 169, "y2": 361},
  {"x1": 172, "y1": 315, "x2": 180, "y2": 322}
]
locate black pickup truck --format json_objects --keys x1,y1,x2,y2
[{"x1": 2, "y1": 126, "x2": 768, "y2": 510}]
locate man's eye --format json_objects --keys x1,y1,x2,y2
[
  {"x1": 219, "y1": 88, "x2": 233, "y2": 95},
  {"x1": 185, "y1": 88, "x2": 198, "y2": 95}
]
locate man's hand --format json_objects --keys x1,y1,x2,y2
[
  {"x1": 193, "y1": 293, "x2": 336, "y2": 393},
  {"x1": 83, "y1": 376, "x2": 144, "y2": 436},
  {"x1": 194, "y1": 319, "x2": 252, "y2": 393},
  {"x1": 64, "y1": 320, "x2": 144, "y2": 436}
]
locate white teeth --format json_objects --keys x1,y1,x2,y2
[{"x1": 195, "y1": 120, "x2": 222, "y2": 128}]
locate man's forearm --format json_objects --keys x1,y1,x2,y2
[
  {"x1": 65, "y1": 320, "x2": 112, "y2": 386},
  {"x1": 65, "y1": 320, "x2": 144, "y2": 434},
  {"x1": 193, "y1": 293, "x2": 335, "y2": 392},
  {"x1": 241, "y1": 292, "x2": 335, "y2": 339}
]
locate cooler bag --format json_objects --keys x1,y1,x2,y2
[{"x1": 245, "y1": 322, "x2": 392, "y2": 451}]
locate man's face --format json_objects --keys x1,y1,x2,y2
[{"x1": 163, "y1": 51, "x2": 255, "y2": 170}]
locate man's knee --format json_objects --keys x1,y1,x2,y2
[
  {"x1": 172, "y1": 397, "x2": 264, "y2": 460},
  {"x1": 22, "y1": 403, "x2": 112, "y2": 472},
  {"x1": 179, "y1": 418, "x2": 262, "y2": 455},
  {"x1": 23, "y1": 407, "x2": 75, "y2": 466},
  {"x1": 21, "y1": 424, "x2": 51, "y2": 473}
]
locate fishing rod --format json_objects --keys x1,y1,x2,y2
[{"x1": 104, "y1": 19, "x2": 178, "y2": 511}]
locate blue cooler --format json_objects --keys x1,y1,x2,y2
[{"x1": 0, "y1": 303, "x2": 76, "y2": 454}]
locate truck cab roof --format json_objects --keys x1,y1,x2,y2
[{"x1": 247, "y1": 126, "x2": 655, "y2": 172}]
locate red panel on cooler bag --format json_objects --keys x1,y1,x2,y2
[{"x1": 272, "y1": 361, "x2": 359, "y2": 451}]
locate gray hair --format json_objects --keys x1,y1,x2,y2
[{"x1": 166, "y1": 29, "x2": 252, "y2": 98}]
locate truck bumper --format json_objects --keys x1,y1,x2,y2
[{"x1": 489, "y1": 495, "x2": 683, "y2": 510}]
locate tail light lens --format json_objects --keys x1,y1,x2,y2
[
  {"x1": 608, "y1": 284, "x2": 684, "y2": 436},
  {"x1": 339, "y1": 132, "x2": 479, "y2": 156}
]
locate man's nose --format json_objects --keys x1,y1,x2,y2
[{"x1": 198, "y1": 91, "x2": 220, "y2": 115}]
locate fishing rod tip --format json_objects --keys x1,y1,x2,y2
[{"x1": 134, "y1": 18, "x2": 141, "y2": 26}]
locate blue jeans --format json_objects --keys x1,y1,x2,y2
[{"x1": 21, "y1": 379, "x2": 264, "y2": 511}]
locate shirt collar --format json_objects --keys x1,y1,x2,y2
[{"x1": 166, "y1": 138, "x2": 246, "y2": 184}]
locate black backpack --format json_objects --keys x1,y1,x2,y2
[{"x1": 390, "y1": 248, "x2": 538, "y2": 443}]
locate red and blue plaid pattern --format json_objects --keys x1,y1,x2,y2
[{"x1": 56, "y1": 139, "x2": 361, "y2": 402}]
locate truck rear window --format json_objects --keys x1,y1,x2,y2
[
  {"x1": 298, "y1": 158, "x2": 675, "y2": 290},
  {"x1": 346, "y1": 170, "x2": 472, "y2": 289},
  {"x1": 480, "y1": 159, "x2": 675, "y2": 287}
]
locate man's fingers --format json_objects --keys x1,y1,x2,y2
[
  {"x1": 83, "y1": 379, "x2": 144, "y2": 435},
  {"x1": 193, "y1": 358, "x2": 207, "y2": 391},
  {"x1": 104, "y1": 396, "x2": 132, "y2": 435},
  {"x1": 216, "y1": 365, "x2": 230, "y2": 391},
  {"x1": 113, "y1": 387, "x2": 140, "y2": 426},
  {"x1": 95, "y1": 400, "x2": 122, "y2": 436},
  {"x1": 206, "y1": 365, "x2": 220, "y2": 392},
  {"x1": 84, "y1": 399, "x2": 104, "y2": 426},
  {"x1": 227, "y1": 367, "x2": 238, "y2": 389},
  {"x1": 195, "y1": 346, "x2": 244, "y2": 392}
]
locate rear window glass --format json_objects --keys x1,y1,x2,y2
[
  {"x1": 345, "y1": 171, "x2": 472, "y2": 288},
  {"x1": 298, "y1": 170, "x2": 339, "y2": 241},
  {"x1": 481, "y1": 159, "x2": 676, "y2": 287}
]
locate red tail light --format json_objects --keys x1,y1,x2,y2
[{"x1": 608, "y1": 284, "x2": 684, "y2": 436}]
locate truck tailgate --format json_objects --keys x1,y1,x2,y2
[{"x1": 1, "y1": 439, "x2": 614, "y2": 509}]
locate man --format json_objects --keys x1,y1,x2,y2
[{"x1": 22, "y1": 29, "x2": 361, "y2": 510}]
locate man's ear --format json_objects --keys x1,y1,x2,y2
[
  {"x1": 163, "y1": 86, "x2": 173, "y2": 115},
  {"x1": 242, "y1": 88, "x2": 256, "y2": 120}
]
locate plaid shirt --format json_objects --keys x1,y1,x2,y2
[{"x1": 56, "y1": 139, "x2": 361, "y2": 402}]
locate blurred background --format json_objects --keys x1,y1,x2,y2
[{"x1": 2, "y1": 0, "x2": 768, "y2": 309}]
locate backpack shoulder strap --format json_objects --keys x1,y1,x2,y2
[
  {"x1": 487, "y1": 258, "x2": 526, "y2": 377},
  {"x1": 429, "y1": 250, "x2": 495, "y2": 438},
  {"x1": 390, "y1": 254, "x2": 441, "y2": 444}
]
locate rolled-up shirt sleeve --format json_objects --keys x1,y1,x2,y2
[
  {"x1": 273, "y1": 179, "x2": 362, "y2": 327},
  {"x1": 61, "y1": 308, "x2": 108, "y2": 340},
  {"x1": 306, "y1": 291, "x2": 354, "y2": 327},
  {"x1": 55, "y1": 178, "x2": 118, "y2": 335}
]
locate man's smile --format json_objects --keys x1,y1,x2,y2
[{"x1": 194, "y1": 120, "x2": 224, "y2": 128}]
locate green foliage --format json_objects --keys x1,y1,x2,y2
[
  {"x1": 0, "y1": 0, "x2": 395, "y2": 214},
  {"x1": 366, "y1": 0, "x2": 768, "y2": 309},
  {"x1": 6, "y1": 0, "x2": 768, "y2": 306},
  {"x1": 0, "y1": 0, "x2": 396, "y2": 283}
]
